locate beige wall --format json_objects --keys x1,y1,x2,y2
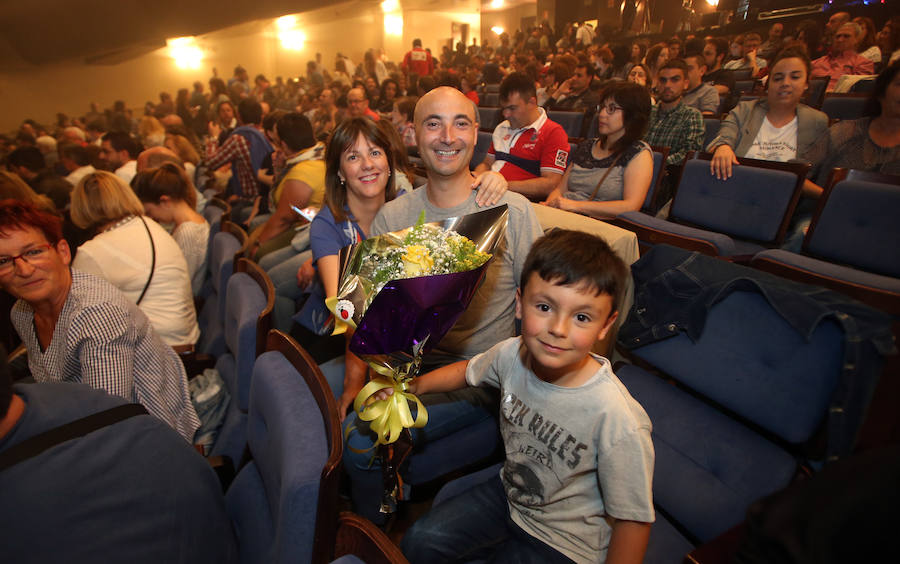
[
  {"x1": 0, "y1": 4, "x2": 484, "y2": 133},
  {"x1": 402, "y1": 9, "x2": 481, "y2": 60},
  {"x1": 480, "y1": 3, "x2": 538, "y2": 48}
]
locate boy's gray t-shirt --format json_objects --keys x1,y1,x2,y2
[
  {"x1": 467, "y1": 336, "x2": 656, "y2": 563},
  {"x1": 372, "y1": 186, "x2": 542, "y2": 360}
]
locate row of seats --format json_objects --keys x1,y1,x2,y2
[
  {"x1": 610, "y1": 154, "x2": 900, "y2": 315},
  {"x1": 196, "y1": 174, "x2": 897, "y2": 563},
  {"x1": 187, "y1": 208, "x2": 407, "y2": 564},
  {"x1": 421, "y1": 154, "x2": 897, "y2": 563}
]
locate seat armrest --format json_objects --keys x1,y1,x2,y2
[
  {"x1": 204, "y1": 454, "x2": 235, "y2": 493},
  {"x1": 683, "y1": 524, "x2": 745, "y2": 564},
  {"x1": 334, "y1": 511, "x2": 409, "y2": 564},
  {"x1": 180, "y1": 352, "x2": 218, "y2": 379}
]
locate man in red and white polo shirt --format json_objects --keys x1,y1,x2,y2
[{"x1": 473, "y1": 72, "x2": 570, "y2": 200}]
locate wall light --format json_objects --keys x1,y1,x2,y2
[
  {"x1": 491, "y1": 0, "x2": 504, "y2": 9},
  {"x1": 381, "y1": 0, "x2": 399, "y2": 12},
  {"x1": 384, "y1": 14, "x2": 404, "y2": 36},
  {"x1": 167, "y1": 37, "x2": 203, "y2": 69},
  {"x1": 706, "y1": 0, "x2": 719, "y2": 6},
  {"x1": 279, "y1": 29, "x2": 306, "y2": 50},
  {"x1": 275, "y1": 15, "x2": 305, "y2": 50},
  {"x1": 276, "y1": 15, "x2": 297, "y2": 30},
  {"x1": 491, "y1": 26, "x2": 504, "y2": 35}
]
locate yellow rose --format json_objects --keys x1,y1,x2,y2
[{"x1": 401, "y1": 245, "x2": 434, "y2": 277}]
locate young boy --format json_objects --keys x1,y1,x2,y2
[{"x1": 399, "y1": 229, "x2": 655, "y2": 564}]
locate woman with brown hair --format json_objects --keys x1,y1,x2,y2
[
  {"x1": 133, "y1": 163, "x2": 209, "y2": 295},
  {"x1": 543, "y1": 81, "x2": 653, "y2": 219}
]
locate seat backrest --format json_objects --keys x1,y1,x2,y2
[
  {"x1": 644, "y1": 146, "x2": 669, "y2": 213},
  {"x1": 849, "y1": 78, "x2": 876, "y2": 93},
  {"x1": 477, "y1": 107, "x2": 500, "y2": 130},
  {"x1": 733, "y1": 79, "x2": 757, "y2": 95},
  {"x1": 224, "y1": 258, "x2": 274, "y2": 410},
  {"x1": 805, "y1": 177, "x2": 900, "y2": 278},
  {"x1": 702, "y1": 117, "x2": 721, "y2": 149},
  {"x1": 209, "y1": 223, "x2": 244, "y2": 320},
  {"x1": 482, "y1": 92, "x2": 499, "y2": 107},
  {"x1": 202, "y1": 199, "x2": 227, "y2": 242},
  {"x1": 471, "y1": 130, "x2": 493, "y2": 170},
  {"x1": 671, "y1": 154, "x2": 807, "y2": 245},
  {"x1": 226, "y1": 331, "x2": 342, "y2": 564},
  {"x1": 821, "y1": 93, "x2": 869, "y2": 122},
  {"x1": 621, "y1": 288, "x2": 845, "y2": 543},
  {"x1": 546, "y1": 110, "x2": 585, "y2": 138},
  {"x1": 728, "y1": 68, "x2": 752, "y2": 81},
  {"x1": 805, "y1": 76, "x2": 829, "y2": 108},
  {"x1": 585, "y1": 114, "x2": 599, "y2": 139}
]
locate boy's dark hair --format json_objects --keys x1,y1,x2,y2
[
  {"x1": 499, "y1": 72, "x2": 537, "y2": 103},
  {"x1": 520, "y1": 229, "x2": 627, "y2": 313}
]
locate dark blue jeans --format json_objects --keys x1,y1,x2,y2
[
  {"x1": 342, "y1": 386, "x2": 496, "y2": 524},
  {"x1": 401, "y1": 473, "x2": 575, "y2": 564}
]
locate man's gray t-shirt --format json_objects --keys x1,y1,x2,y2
[
  {"x1": 683, "y1": 82, "x2": 720, "y2": 115},
  {"x1": 372, "y1": 186, "x2": 542, "y2": 360},
  {"x1": 467, "y1": 337, "x2": 655, "y2": 563}
]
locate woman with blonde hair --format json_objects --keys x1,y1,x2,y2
[
  {"x1": 69, "y1": 171, "x2": 199, "y2": 350},
  {"x1": 138, "y1": 116, "x2": 166, "y2": 148},
  {"x1": 133, "y1": 163, "x2": 210, "y2": 295}
]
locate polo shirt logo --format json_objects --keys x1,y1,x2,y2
[{"x1": 555, "y1": 149, "x2": 568, "y2": 168}]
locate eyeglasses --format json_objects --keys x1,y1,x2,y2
[
  {"x1": 0, "y1": 244, "x2": 53, "y2": 274},
  {"x1": 599, "y1": 103, "x2": 623, "y2": 114}
]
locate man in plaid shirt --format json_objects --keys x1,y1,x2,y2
[
  {"x1": 645, "y1": 59, "x2": 704, "y2": 167},
  {"x1": 205, "y1": 98, "x2": 272, "y2": 214}
]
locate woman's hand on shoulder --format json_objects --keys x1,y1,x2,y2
[
  {"x1": 472, "y1": 170, "x2": 507, "y2": 207},
  {"x1": 710, "y1": 145, "x2": 739, "y2": 180}
]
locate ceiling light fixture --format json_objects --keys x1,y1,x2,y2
[{"x1": 167, "y1": 37, "x2": 203, "y2": 69}]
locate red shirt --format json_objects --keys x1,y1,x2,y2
[
  {"x1": 488, "y1": 110, "x2": 570, "y2": 182},
  {"x1": 465, "y1": 90, "x2": 480, "y2": 105},
  {"x1": 402, "y1": 47, "x2": 434, "y2": 76}
]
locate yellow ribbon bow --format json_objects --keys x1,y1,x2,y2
[{"x1": 353, "y1": 371, "x2": 428, "y2": 447}]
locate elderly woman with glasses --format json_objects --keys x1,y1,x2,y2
[
  {"x1": 542, "y1": 81, "x2": 653, "y2": 218},
  {"x1": 0, "y1": 199, "x2": 199, "y2": 441}
]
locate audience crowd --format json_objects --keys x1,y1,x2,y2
[{"x1": 1, "y1": 8, "x2": 898, "y2": 562}]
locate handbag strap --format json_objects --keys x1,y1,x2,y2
[
  {"x1": 0, "y1": 403, "x2": 148, "y2": 474},
  {"x1": 136, "y1": 216, "x2": 156, "y2": 305},
  {"x1": 588, "y1": 147, "x2": 626, "y2": 202}
]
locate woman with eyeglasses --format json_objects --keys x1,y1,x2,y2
[{"x1": 542, "y1": 82, "x2": 653, "y2": 219}]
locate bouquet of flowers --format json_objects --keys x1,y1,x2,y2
[{"x1": 326, "y1": 205, "x2": 508, "y2": 512}]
